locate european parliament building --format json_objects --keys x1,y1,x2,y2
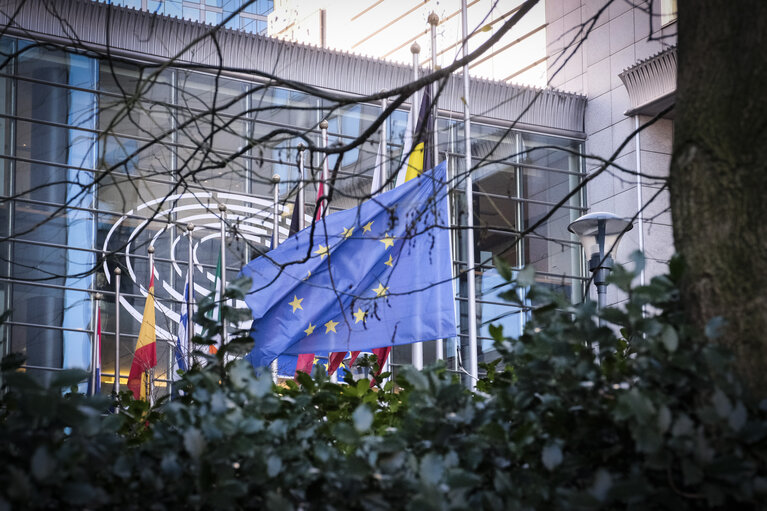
[{"x1": 0, "y1": 0, "x2": 675, "y2": 393}]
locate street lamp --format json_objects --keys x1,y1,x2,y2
[{"x1": 568, "y1": 212, "x2": 633, "y2": 314}]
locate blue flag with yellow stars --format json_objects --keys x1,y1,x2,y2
[{"x1": 241, "y1": 161, "x2": 455, "y2": 368}]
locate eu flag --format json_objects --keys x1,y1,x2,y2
[{"x1": 241, "y1": 162, "x2": 455, "y2": 368}]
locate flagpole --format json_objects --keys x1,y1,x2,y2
[
  {"x1": 410, "y1": 41, "x2": 424, "y2": 371},
  {"x1": 461, "y1": 0, "x2": 479, "y2": 389},
  {"x1": 186, "y1": 223, "x2": 195, "y2": 369},
  {"x1": 378, "y1": 95, "x2": 393, "y2": 378},
  {"x1": 428, "y1": 12, "x2": 440, "y2": 168},
  {"x1": 319, "y1": 120, "x2": 329, "y2": 218},
  {"x1": 218, "y1": 203, "x2": 228, "y2": 347},
  {"x1": 428, "y1": 12, "x2": 444, "y2": 363},
  {"x1": 114, "y1": 266, "x2": 121, "y2": 396},
  {"x1": 270, "y1": 174, "x2": 281, "y2": 383},
  {"x1": 147, "y1": 245, "x2": 155, "y2": 405},
  {"x1": 297, "y1": 144, "x2": 306, "y2": 231},
  {"x1": 90, "y1": 292, "x2": 102, "y2": 396}
]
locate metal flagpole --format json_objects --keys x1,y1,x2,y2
[
  {"x1": 270, "y1": 174, "x2": 281, "y2": 383},
  {"x1": 186, "y1": 223, "x2": 195, "y2": 369},
  {"x1": 297, "y1": 144, "x2": 306, "y2": 231},
  {"x1": 319, "y1": 120, "x2": 329, "y2": 218},
  {"x1": 428, "y1": 12, "x2": 440, "y2": 168},
  {"x1": 428, "y1": 12, "x2": 444, "y2": 363},
  {"x1": 410, "y1": 41, "x2": 424, "y2": 371},
  {"x1": 379, "y1": 96, "x2": 391, "y2": 377},
  {"x1": 147, "y1": 245, "x2": 155, "y2": 405},
  {"x1": 218, "y1": 203, "x2": 228, "y2": 347},
  {"x1": 461, "y1": 0, "x2": 479, "y2": 389},
  {"x1": 90, "y1": 292, "x2": 102, "y2": 396},
  {"x1": 114, "y1": 266, "x2": 121, "y2": 396}
]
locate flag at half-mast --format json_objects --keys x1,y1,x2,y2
[
  {"x1": 241, "y1": 161, "x2": 455, "y2": 368},
  {"x1": 395, "y1": 89, "x2": 433, "y2": 187},
  {"x1": 127, "y1": 266, "x2": 157, "y2": 400}
]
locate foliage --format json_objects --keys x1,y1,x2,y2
[{"x1": 1, "y1": 254, "x2": 766, "y2": 510}]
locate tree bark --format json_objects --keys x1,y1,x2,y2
[{"x1": 671, "y1": 0, "x2": 767, "y2": 394}]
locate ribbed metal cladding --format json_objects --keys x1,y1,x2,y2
[
  {"x1": 619, "y1": 46, "x2": 677, "y2": 112},
  {"x1": 2, "y1": 0, "x2": 586, "y2": 135}
]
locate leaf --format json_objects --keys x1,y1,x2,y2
[
  {"x1": 50, "y1": 369, "x2": 90, "y2": 388},
  {"x1": 516, "y1": 265, "x2": 536, "y2": 287},
  {"x1": 183, "y1": 428, "x2": 206, "y2": 459},
  {"x1": 419, "y1": 453, "x2": 444, "y2": 485},
  {"x1": 267, "y1": 455, "x2": 282, "y2": 478},
  {"x1": 352, "y1": 404, "x2": 374, "y2": 432},
  {"x1": 30, "y1": 446, "x2": 54, "y2": 482},
  {"x1": 712, "y1": 388, "x2": 732, "y2": 418},
  {"x1": 541, "y1": 443, "x2": 563, "y2": 471},
  {"x1": 661, "y1": 325, "x2": 679, "y2": 352},
  {"x1": 729, "y1": 401, "x2": 747, "y2": 431},
  {"x1": 493, "y1": 255, "x2": 512, "y2": 281},
  {"x1": 590, "y1": 469, "x2": 613, "y2": 502}
]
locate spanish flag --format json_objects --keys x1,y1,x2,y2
[{"x1": 127, "y1": 267, "x2": 157, "y2": 400}]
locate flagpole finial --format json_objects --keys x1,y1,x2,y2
[
  {"x1": 94, "y1": 293, "x2": 103, "y2": 301},
  {"x1": 186, "y1": 223, "x2": 194, "y2": 232},
  {"x1": 147, "y1": 245, "x2": 155, "y2": 254},
  {"x1": 272, "y1": 174, "x2": 281, "y2": 183},
  {"x1": 114, "y1": 267, "x2": 121, "y2": 275},
  {"x1": 411, "y1": 41, "x2": 421, "y2": 54},
  {"x1": 319, "y1": 119, "x2": 329, "y2": 130},
  {"x1": 297, "y1": 143, "x2": 305, "y2": 151},
  {"x1": 428, "y1": 12, "x2": 439, "y2": 25},
  {"x1": 218, "y1": 203, "x2": 227, "y2": 213}
]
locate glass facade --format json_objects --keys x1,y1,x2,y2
[
  {"x1": 0, "y1": 34, "x2": 584, "y2": 393},
  {"x1": 97, "y1": 0, "x2": 273, "y2": 34}
]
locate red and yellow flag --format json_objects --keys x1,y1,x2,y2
[{"x1": 127, "y1": 268, "x2": 157, "y2": 400}]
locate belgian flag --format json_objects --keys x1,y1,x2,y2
[
  {"x1": 395, "y1": 90, "x2": 433, "y2": 186},
  {"x1": 127, "y1": 268, "x2": 157, "y2": 400}
]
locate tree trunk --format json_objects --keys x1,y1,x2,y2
[{"x1": 671, "y1": 0, "x2": 767, "y2": 394}]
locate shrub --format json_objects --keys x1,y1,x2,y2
[{"x1": 1, "y1": 255, "x2": 765, "y2": 510}]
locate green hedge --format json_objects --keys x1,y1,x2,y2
[{"x1": 1, "y1": 254, "x2": 766, "y2": 510}]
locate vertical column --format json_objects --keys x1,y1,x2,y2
[
  {"x1": 297, "y1": 144, "x2": 306, "y2": 231},
  {"x1": 461, "y1": 0, "x2": 478, "y2": 389}
]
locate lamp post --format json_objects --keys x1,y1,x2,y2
[{"x1": 568, "y1": 212, "x2": 633, "y2": 322}]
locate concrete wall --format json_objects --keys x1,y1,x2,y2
[{"x1": 546, "y1": 0, "x2": 677, "y2": 304}]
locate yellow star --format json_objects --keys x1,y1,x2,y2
[
  {"x1": 353, "y1": 307, "x2": 367, "y2": 324},
  {"x1": 303, "y1": 270, "x2": 311, "y2": 281},
  {"x1": 324, "y1": 319, "x2": 339, "y2": 334},
  {"x1": 288, "y1": 295, "x2": 303, "y2": 313},
  {"x1": 362, "y1": 221, "x2": 374, "y2": 234},
  {"x1": 313, "y1": 244, "x2": 329, "y2": 260},
  {"x1": 384, "y1": 254, "x2": 393, "y2": 267},
  {"x1": 379, "y1": 233, "x2": 394, "y2": 249},
  {"x1": 304, "y1": 322, "x2": 316, "y2": 335},
  {"x1": 372, "y1": 283, "x2": 389, "y2": 297},
  {"x1": 342, "y1": 226, "x2": 355, "y2": 239}
]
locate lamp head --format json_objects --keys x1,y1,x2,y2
[{"x1": 568, "y1": 212, "x2": 633, "y2": 272}]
